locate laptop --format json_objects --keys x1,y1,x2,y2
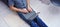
[{"x1": 21, "y1": 10, "x2": 40, "y2": 21}]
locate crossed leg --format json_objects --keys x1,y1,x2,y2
[{"x1": 34, "y1": 16, "x2": 48, "y2": 27}]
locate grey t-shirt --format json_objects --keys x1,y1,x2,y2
[{"x1": 8, "y1": 0, "x2": 27, "y2": 9}]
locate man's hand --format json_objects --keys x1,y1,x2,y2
[
  {"x1": 27, "y1": 6, "x2": 32, "y2": 12},
  {"x1": 21, "y1": 9, "x2": 29, "y2": 14}
]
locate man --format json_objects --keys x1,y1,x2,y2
[{"x1": 8, "y1": 0, "x2": 48, "y2": 27}]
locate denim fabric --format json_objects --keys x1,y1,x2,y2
[
  {"x1": 34, "y1": 16, "x2": 48, "y2": 27},
  {"x1": 30, "y1": 21, "x2": 39, "y2": 27},
  {"x1": 8, "y1": 0, "x2": 27, "y2": 9}
]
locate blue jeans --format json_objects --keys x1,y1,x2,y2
[
  {"x1": 34, "y1": 16, "x2": 48, "y2": 27},
  {"x1": 17, "y1": 12, "x2": 48, "y2": 27}
]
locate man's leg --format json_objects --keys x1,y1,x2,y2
[
  {"x1": 34, "y1": 16, "x2": 48, "y2": 27},
  {"x1": 29, "y1": 21, "x2": 39, "y2": 27},
  {"x1": 17, "y1": 12, "x2": 39, "y2": 27}
]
